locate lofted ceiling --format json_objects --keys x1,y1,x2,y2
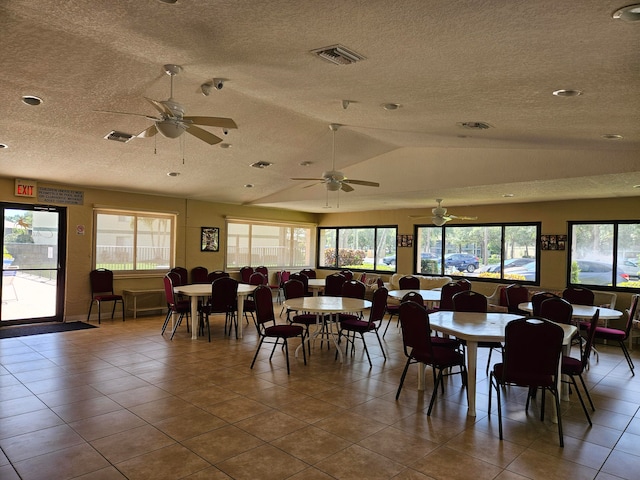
[{"x1": 1, "y1": 0, "x2": 639, "y2": 213}]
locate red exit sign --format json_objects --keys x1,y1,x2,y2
[{"x1": 15, "y1": 179, "x2": 37, "y2": 197}]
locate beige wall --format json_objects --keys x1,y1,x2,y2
[{"x1": 1, "y1": 175, "x2": 637, "y2": 321}]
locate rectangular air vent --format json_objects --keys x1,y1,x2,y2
[
  {"x1": 104, "y1": 131, "x2": 135, "y2": 143},
  {"x1": 310, "y1": 44, "x2": 365, "y2": 65}
]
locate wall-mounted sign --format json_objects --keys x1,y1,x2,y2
[
  {"x1": 37, "y1": 186, "x2": 84, "y2": 205},
  {"x1": 15, "y1": 178, "x2": 37, "y2": 197}
]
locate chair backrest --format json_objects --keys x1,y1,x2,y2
[
  {"x1": 402, "y1": 291, "x2": 424, "y2": 305},
  {"x1": 255, "y1": 266, "x2": 268, "y2": 280},
  {"x1": 457, "y1": 278, "x2": 472, "y2": 291},
  {"x1": 369, "y1": 287, "x2": 388, "y2": 324},
  {"x1": 341, "y1": 280, "x2": 366, "y2": 299},
  {"x1": 249, "y1": 272, "x2": 267, "y2": 286},
  {"x1": 376, "y1": 277, "x2": 384, "y2": 288},
  {"x1": 621, "y1": 294, "x2": 640, "y2": 339},
  {"x1": 210, "y1": 276, "x2": 238, "y2": 313},
  {"x1": 300, "y1": 268, "x2": 316, "y2": 279},
  {"x1": 171, "y1": 267, "x2": 188, "y2": 285},
  {"x1": 531, "y1": 292, "x2": 559, "y2": 315},
  {"x1": 452, "y1": 290, "x2": 487, "y2": 313},
  {"x1": 284, "y1": 279, "x2": 305, "y2": 300},
  {"x1": 324, "y1": 273, "x2": 346, "y2": 296},
  {"x1": 399, "y1": 275, "x2": 420, "y2": 290},
  {"x1": 340, "y1": 270, "x2": 353, "y2": 281},
  {"x1": 538, "y1": 297, "x2": 573, "y2": 325},
  {"x1": 504, "y1": 284, "x2": 529, "y2": 313},
  {"x1": 89, "y1": 268, "x2": 115, "y2": 295},
  {"x1": 279, "y1": 270, "x2": 291, "y2": 286},
  {"x1": 439, "y1": 282, "x2": 467, "y2": 311},
  {"x1": 240, "y1": 266, "x2": 254, "y2": 283},
  {"x1": 191, "y1": 266, "x2": 209, "y2": 284},
  {"x1": 208, "y1": 270, "x2": 229, "y2": 282},
  {"x1": 398, "y1": 300, "x2": 434, "y2": 357},
  {"x1": 562, "y1": 286, "x2": 594, "y2": 306},
  {"x1": 290, "y1": 272, "x2": 309, "y2": 294},
  {"x1": 253, "y1": 285, "x2": 276, "y2": 328},
  {"x1": 581, "y1": 310, "x2": 600, "y2": 370},
  {"x1": 163, "y1": 274, "x2": 178, "y2": 307},
  {"x1": 501, "y1": 317, "x2": 564, "y2": 386}
]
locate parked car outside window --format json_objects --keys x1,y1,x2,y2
[
  {"x1": 574, "y1": 260, "x2": 629, "y2": 286},
  {"x1": 444, "y1": 253, "x2": 480, "y2": 272},
  {"x1": 487, "y1": 257, "x2": 534, "y2": 273}
]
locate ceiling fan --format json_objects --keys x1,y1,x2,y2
[
  {"x1": 291, "y1": 124, "x2": 380, "y2": 192},
  {"x1": 412, "y1": 199, "x2": 478, "y2": 226},
  {"x1": 99, "y1": 64, "x2": 237, "y2": 145}
]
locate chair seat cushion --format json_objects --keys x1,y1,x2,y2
[
  {"x1": 265, "y1": 325, "x2": 304, "y2": 338},
  {"x1": 340, "y1": 318, "x2": 373, "y2": 333},
  {"x1": 431, "y1": 336, "x2": 460, "y2": 349},
  {"x1": 593, "y1": 326, "x2": 625, "y2": 341},
  {"x1": 338, "y1": 313, "x2": 361, "y2": 323},
  {"x1": 493, "y1": 363, "x2": 554, "y2": 387},
  {"x1": 561, "y1": 356, "x2": 582, "y2": 375},
  {"x1": 94, "y1": 294, "x2": 123, "y2": 301},
  {"x1": 291, "y1": 313, "x2": 317, "y2": 326},
  {"x1": 411, "y1": 346, "x2": 464, "y2": 368}
]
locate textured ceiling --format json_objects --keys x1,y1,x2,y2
[{"x1": 1, "y1": 0, "x2": 639, "y2": 213}]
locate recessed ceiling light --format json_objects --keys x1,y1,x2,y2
[
  {"x1": 22, "y1": 95, "x2": 42, "y2": 106},
  {"x1": 552, "y1": 89, "x2": 582, "y2": 97},
  {"x1": 613, "y1": 4, "x2": 640, "y2": 22},
  {"x1": 383, "y1": 103, "x2": 401, "y2": 111},
  {"x1": 299, "y1": 161, "x2": 312, "y2": 167},
  {"x1": 167, "y1": 172, "x2": 180, "y2": 177},
  {"x1": 244, "y1": 184, "x2": 254, "y2": 188},
  {"x1": 602, "y1": 134, "x2": 623, "y2": 140}
]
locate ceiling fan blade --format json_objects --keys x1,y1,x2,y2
[
  {"x1": 303, "y1": 182, "x2": 324, "y2": 189},
  {"x1": 341, "y1": 182, "x2": 355, "y2": 193},
  {"x1": 185, "y1": 125, "x2": 223, "y2": 145},
  {"x1": 183, "y1": 116, "x2": 238, "y2": 129},
  {"x1": 94, "y1": 109, "x2": 160, "y2": 121},
  {"x1": 291, "y1": 177, "x2": 324, "y2": 181},
  {"x1": 343, "y1": 179, "x2": 380, "y2": 187},
  {"x1": 448, "y1": 214, "x2": 478, "y2": 220},
  {"x1": 144, "y1": 97, "x2": 172, "y2": 116},
  {"x1": 137, "y1": 124, "x2": 158, "y2": 138}
]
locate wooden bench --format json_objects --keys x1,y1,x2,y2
[{"x1": 122, "y1": 289, "x2": 166, "y2": 319}]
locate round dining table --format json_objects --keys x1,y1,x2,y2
[
  {"x1": 283, "y1": 296, "x2": 371, "y2": 362},
  {"x1": 518, "y1": 302, "x2": 622, "y2": 320}
]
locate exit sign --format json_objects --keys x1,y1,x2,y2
[{"x1": 15, "y1": 179, "x2": 37, "y2": 197}]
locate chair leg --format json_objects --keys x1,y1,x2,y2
[
  {"x1": 619, "y1": 341, "x2": 635, "y2": 374},
  {"x1": 97, "y1": 301, "x2": 101, "y2": 324},
  {"x1": 111, "y1": 301, "x2": 116, "y2": 319},
  {"x1": 120, "y1": 300, "x2": 125, "y2": 321},
  {"x1": 569, "y1": 376, "x2": 592, "y2": 426},
  {"x1": 283, "y1": 339, "x2": 290, "y2": 374},
  {"x1": 251, "y1": 338, "x2": 266, "y2": 369},
  {"x1": 552, "y1": 386, "x2": 564, "y2": 447},
  {"x1": 169, "y1": 312, "x2": 184, "y2": 340},
  {"x1": 427, "y1": 370, "x2": 443, "y2": 416},
  {"x1": 375, "y1": 331, "x2": 387, "y2": 360},
  {"x1": 577, "y1": 373, "x2": 595, "y2": 411},
  {"x1": 396, "y1": 358, "x2": 412, "y2": 400},
  {"x1": 360, "y1": 333, "x2": 372, "y2": 368},
  {"x1": 161, "y1": 309, "x2": 172, "y2": 334},
  {"x1": 87, "y1": 301, "x2": 94, "y2": 322}
]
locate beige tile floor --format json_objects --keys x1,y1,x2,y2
[{"x1": 1, "y1": 311, "x2": 639, "y2": 480}]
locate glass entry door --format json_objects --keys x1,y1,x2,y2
[{"x1": 1, "y1": 203, "x2": 66, "y2": 324}]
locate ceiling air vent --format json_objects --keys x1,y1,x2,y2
[
  {"x1": 250, "y1": 161, "x2": 273, "y2": 169},
  {"x1": 311, "y1": 44, "x2": 365, "y2": 65},
  {"x1": 104, "y1": 131, "x2": 135, "y2": 143},
  {"x1": 457, "y1": 122, "x2": 492, "y2": 130}
]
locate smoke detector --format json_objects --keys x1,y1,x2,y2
[{"x1": 311, "y1": 44, "x2": 365, "y2": 65}]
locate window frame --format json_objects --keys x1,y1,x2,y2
[
  {"x1": 225, "y1": 218, "x2": 315, "y2": 270},
  {"x1": 92, "y1": 208, "x2": 176, "y2": 275},
  {"x1": 567, "y1": 220, "x2": 639, "y2": 291},
  {"x1": 414, "y1": 222, "x2": 541, "y2": 284},
  {"x1": 317, "y1": 225, "x2": 398, "y2": 273}
]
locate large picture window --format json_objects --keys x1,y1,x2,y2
[
  {"x1": 568, "y1": 221, "x2": 639, "y2": 289},
  {"x1": 226, "y1": 219, "x2": 313, "y2": 269},
  {"x1": 318, "y1": 226, "x2": 397, "y2": 272},
  {"x1": 94, "y1": 209, "x2": 175, "y2": 272},
  {"x1": 415, "y1": 223, "x2": 540, "y2": 283}
]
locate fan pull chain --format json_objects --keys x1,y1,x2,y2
[{"x1": 154, "y1": 134, "x2": 157, "y2": 155}]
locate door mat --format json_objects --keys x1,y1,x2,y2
[{"x1": 0, "y1": 322, "x2": 97, "y2": 339}]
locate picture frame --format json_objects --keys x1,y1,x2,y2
[
  {"x1": 540, "y1": 234, "x2": 566, "y2": 251},
  {"x1": 397, "y1": 234, "x2": 413, "y2": 248},
  {"x1": 201, "y1": 227, "x2": 219, "y2": 252}
]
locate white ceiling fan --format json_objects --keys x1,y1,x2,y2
[
  {"x1": 291, "y1": 124, "x2": 380, "y2": 192},
  {"x1": 98, "y1": 64, "x2": 237, "y2": 145},
  {"x1": 412, "y1": 199, "x2": 478, "y2": 226}
]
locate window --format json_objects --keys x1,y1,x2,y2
[
  {"x1": 568, "y1": 221, "x2": 639, "y2": 289},
  {"x1": 415, "y1": 223, "x2": 540, "y2": 283},
  {"x1": 318, "y1": 226, "x2": 397, "y2": 272},
  {"x1": 226, "y1": 219, "x2": 313, "y2": 269},
  {"x1": 94, "y1": 209, "x2": 175, "y2": 272}
]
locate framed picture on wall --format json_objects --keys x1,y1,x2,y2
[{"x1": 201, "y1": 227, "x2": 219, "y2": 252}]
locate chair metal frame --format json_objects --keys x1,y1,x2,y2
[{"x1": 87, "y1": 268, "x2": 125, "y2": 324}]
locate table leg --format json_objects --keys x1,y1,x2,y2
[
  {"x1": 418, "y1": 364, "x2": 425, "y2": 391},
  {"x1": 237, "y1": 294, "x2": 244, "y2": 338},
  {"x1": 190, "y1": 296, "x2": 199, "y2": 340},
  {"x1": 466, "y1": 341, "x2": 478, "y2": 417}
]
